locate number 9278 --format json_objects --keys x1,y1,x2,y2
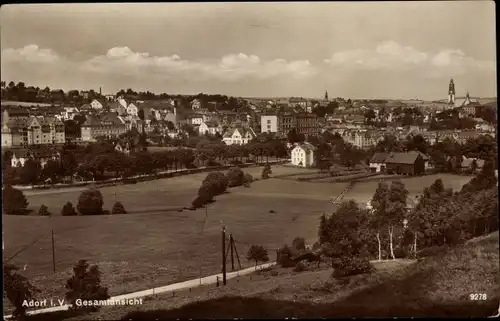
[{"x1": 469, "y1": 293, "x2": 487, "y2": 300}]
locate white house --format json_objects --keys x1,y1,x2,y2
[
  {"x1": 118, "y1": 98, "x2": 128, "y2": 109},
  {"x1": 291, "y1": 143, "x2": 316, "y2": 167},
  {"x1": 127, "y1": 103, "x2": 139, "y2": 117},
  {"x1": 90, "y1": 99, "x2": 104, "y2": 110},
  {"x1": 191, "y1": 99, "x2": 202, "y2": 110},
  {"x1": 199, "y1": 120, "x2": 221, "y2": 135},
  {"x1": 222, "y1": 127, "x2": 256, "y2": 145},
  {"x1": 369, "y1": 152, "x2": 389, "y2": 173},
  {"x1": 187, "y1": 114, "x2": 204, "y2": 126},
  {"x1": 62, "y1": 107, "x2": 80, "y2": 120},
  {"x1": 261, "y1": 115, "x2": 278, "y2": 133}
]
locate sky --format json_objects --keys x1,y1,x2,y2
[{"x1": 1, "y1": 2, "x2": 496, "y2": 100}]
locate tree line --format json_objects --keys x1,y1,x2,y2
[{"x1": 313, "y1": 159, "x2": 498, "y2": 278}]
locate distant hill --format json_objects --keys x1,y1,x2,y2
[{"x1": 1, "y1": 100, "x2": 53, "y2": 107}]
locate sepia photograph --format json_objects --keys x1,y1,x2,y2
[{"x1": 1, "y1": 2, "x2": 498, "y2": 320}]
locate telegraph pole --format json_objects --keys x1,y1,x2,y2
[
  {"x1": 51, "y1": 230, "x2": 56, "y2": 274},
  {"x1": 222, "y1": 226, "x2": 227, "y2": 285},
  {"x1": 230, "y1": 234, "x2": 235, "y2": 271}
]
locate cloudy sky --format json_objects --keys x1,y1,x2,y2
[{"x1": 1, "y1": 2, "x2": 496, "y2": 100}]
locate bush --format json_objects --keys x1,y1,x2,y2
[
  {"x1": 331, "y1": 256, "x2": 374, "y2": 279},
  {"x1": 230, "y1": 160, "x2": 243, "y2": 165},
  {"x1": 246, "y1": 245, "x2": 269, "y2": 267},
  {"x1": 293, "y1": 261, "x2": 307, "y2": 272},
  {"x1": 111, "y1": 202, "x2": 127, "y2": 214},
  {"x1": 38, "y1": 204, "x2": 51, "y2": 216},
  {"x1": 203, "y1": 172, "x2": 228, "y2": 195},
  {"x1": 192, "y1": 196, "x2": 207, "y2": 209},
  {"x1": 226, "y1": 167, "x2": 245, "y2": 187},
  {"x1": 277, "y1": 245, "x2": 296, "y2": 268},
  {"x1": 4, "y1": 264, "x2": 40, "y2": 319},
  {"x1": 261, "y1": 164, "x2": 272, "y2": 179},
  {"x1": 65, "y1": 260, "x2": 110, "y2": 311},
  {"x1": 243, "y1": 173, "x2": 253, "y2": 184},
  {"x1": 77, "y1": 188, "x2": 104, "y2": 215},
  {"x1": 2, "y1": 185, "x2": 29, "y2": 215},
  {"x1": 292, "y1": 237, "x2": 306, "y2": 252},
  {"x1": 61, "y1": 202, "x2": 77, "y2": 216}
]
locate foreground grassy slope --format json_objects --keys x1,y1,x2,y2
[{"x1": 44, "y1": 231, "x2": 499, "y2": 320}]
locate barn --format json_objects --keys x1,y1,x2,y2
[
  {"x1": 385, "y1": 152, "x2": 425, "y2": 176},
  {"x1": 369, "y1": 152, "x2": 389, "y2": 173}
]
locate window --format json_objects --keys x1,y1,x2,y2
[{"x1": 267, "y1": 120, "x2": 271, "y2": 124}]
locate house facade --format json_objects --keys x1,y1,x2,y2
[
  {"x1": 222, "y1": 127, "x2": 256, "y2": 145},
  {"x1": 90, "y1": 99, "x2": 104, "y2": 110},
  {"x1": 2, "y1": 116, "x2": 65, "y2": 148},
  {"x1": 126, "y1": 103, "x2": 139, "y2": 117},
  {"x1": 369, "y1": 152, "x2": 389, "y2": 173},
  {"x1": 198, "y1": 120, "x2": 222, "y2": 135},
  {"x1": 291, "y1": 143, "x2": 316, "y2": 167},
  {"x1": 385, "y1": 152, "x2": 425, "y2": 175},
  {"x1": 81, "y1": 113, "x2": 127, "y2": 141}
]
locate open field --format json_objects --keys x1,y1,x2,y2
[
  {"x1": 343, "y1": 173, "x2": 473, "y2": 204},
  {"x1": 4, "y1": 166, "x2": 340, "y2": 309},
  {"x1": 3, "y1": 168, "x2": 475, "y2": 314},
  {"x1": 47, "y1": 232, "x2": 497, "y2": 320},
  {"x1": 19, "y1": 165, "x2": 317, "y2": 213}
]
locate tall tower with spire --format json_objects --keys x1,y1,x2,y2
[
  {"x1": 325, "y1": 90, "x2": 329, "y2": 101},
  {"x1": 448, "y1": 79, "x2": 455, "y2": 105}
]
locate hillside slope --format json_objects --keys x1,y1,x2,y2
[
  {"x1": 118, "y1": 231, "x2": 499, "y2": 319},
  {"x1": 29, "y1": 232, "x2": 499, "y2": 320}
]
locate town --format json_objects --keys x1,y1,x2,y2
[
  {"x1": 1, "y1": 79, "x2": 497, "y2": 185},
  {"x1": 2, "y1": 2, "x2": 498, "y2": 321}
]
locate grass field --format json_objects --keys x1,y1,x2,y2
[
  {"x1": 46, "y1": 232, "x2": 498, "y2": 320},
  {"x1": 3, "y1": 165, "x2": 339, "y2": 311},
  {"x1": 3, "y1": 168, "x2": 474, "y2": 315},
  {"x1": 343, "y1": 173, "x2": 472, "y2": 204}
]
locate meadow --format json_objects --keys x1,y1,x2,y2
[{"x1": 3, "y1": 166, "x2": 472, "y2": 312}]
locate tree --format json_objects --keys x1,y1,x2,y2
[
  {"x1": 77, "y1": 188, "x2": 104, "y2": 215},
  {"x1": 42, "y1": 159, "x2": 60, "y2": 183},
  {"x1": 20, "y1": 159, "x2": 42, "y2": 186},
  {"x1": 364, "y1": 108, "x2": 376, "y2": 124},
  {"x1": 291, "y1": 237, "x2": 306, "y2": 253},
  {"x1": 38, "y1": 204, "x2": 51, "y2": 216},
  {"x1": 4, "y1": 264, "x2": 40, "y2": 319},
  {"x1": 226, "y1": 167, "x2": 245, "y2": 187},
  {"x1": 370, "y1": 182, "x2": 390, "y2": 261},
  {"x1": 243, "y1": 173, "x2": 253, "y2": 187},
  {"x1": 386, "y1": 181, "x2": 409, "y2": 259},
  {"x1": 318, "y1": 213, "x2": 330, "y2": 245},
  {"x1": 2, "y1": 186, "x2": 29, "y2": 215},
  {"x1": 62, "y1": 202, "x2": 77, "y2": 216},
  {"x1": 246, "y1": 245, "x2": 269, "y2": 268},
  {"x1": 261, "y1": 163, "x2": 272, "y2": 179},
  {"x1": 112, "y1": 202, "x2": 127, "y2": 214},
  {"x1": 65, "y1": 260, "x2": 109, "y2": 311}
]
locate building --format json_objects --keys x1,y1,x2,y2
[
  {"x1": 261, "y1": 115, "x2": 278, "y2": 133},
  {"x1": 10, "y1": 147, "x2": 60, "y2": 168},
  {"x1": 291, "y1": 143, "x2": 316, "y2": 167},
  {"x1": 198, "y1": 120, "x2": 222, "y2": 135},
  {"x1": 222, "y1": 126, "x2": 256, "y2": 145},
  {"x1": 80, "y1": 113, "x2": 126, "y2": 142},
  {"x1": 115, "y1": 141, "x2": 131, "y2": 155},
  {"x1": 448, "y1": 79, "x2": 455, "y2": 105},
  {"x1": 61, "y1": 107, "x2": 80, "y2": 121},
  {"x1": 369, "y1": 152, "x2": 389, "y2": 173},
  {"x1": 191, "y1": 99, "x2": 202, "y2": 110},
  {"x1": 126, "y1": 103, "x2": 139, "y2": 117},
  {"x1": 187, "y1": 114, "x2": 204, "y2": 126},
  {"x1": 2, "y1": 116, "x2": 65, "y2": 148},
  {"x1": 295, "y1": 113, "x2": 321, "y2": 138},
  {"x1": 385, "y1": 152, "x2": 425, "y2": 175},
  {"x1": 90, "y1": 99, "x2": 104, "y2": 110}
]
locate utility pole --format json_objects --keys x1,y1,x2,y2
[
  {"x1": 51, "y1": 230, "x2": 56, "y2": 274},
  {"x1": 230, "y1": 234, "x2": 235, "y2": 271},
  {"x1": 222, "y1": 226, "x2": 227, "y2": 285}
]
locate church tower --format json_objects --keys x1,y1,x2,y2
[
  {"x1": 448, "y1": 79, "x2": 455, "y2": 105},
  {"x1": 325, "y1": 90, "x2": 329, "y2": 101}
]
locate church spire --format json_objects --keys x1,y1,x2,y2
[
  {"x1": 448, "y1": 79, "x2": 455, "y2": 105},
  {"x1": 325, "y1": 90, "x2": 328, "y2": 101}
]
